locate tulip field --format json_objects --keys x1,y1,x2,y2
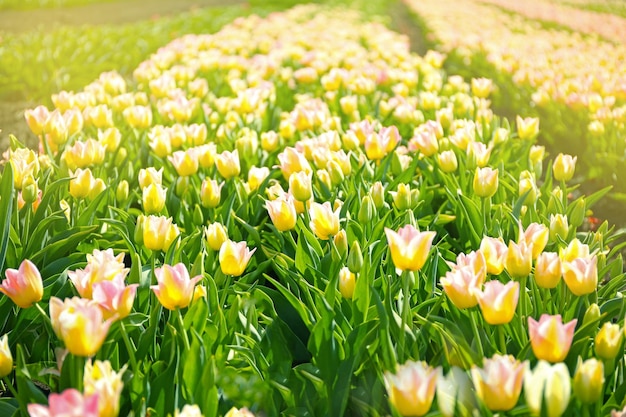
[{"x1": 1, "y1": 1, "x2": 626, "y2": 416}]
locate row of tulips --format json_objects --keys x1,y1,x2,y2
[
  {"x1": 403, "y1": 0, "x2": 626, "y2": 196},
  {"x1": 0, "y1": 3, "x2": 625, "y2": 416}
]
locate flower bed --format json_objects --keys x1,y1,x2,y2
[{"x1": 1, "y1": 3, "x2": 625, "y2": 416}]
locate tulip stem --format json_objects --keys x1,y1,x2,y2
[
  {"x1": 1, "y1": 377, "x2": 17, "y2": 398},
  {"x1": 120, "y1": 321, "x2": 139, "y2": 373},
  {"x1": 176, "y1": 309, "x2": 190, "y2": 352},
  {"x1": 398, "y1": 271, "x2": 412, "y2": 362},
  {"x1": 498, "y1": 325, "x2": 506, "y2": 354},
  {"x1": 34, "y1": 302, "x2": 54, "y2": 338},
  {"x1": 470, "y1": 310, "x2": 485, "y2": 359}
]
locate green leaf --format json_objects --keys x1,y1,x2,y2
[{"x1": 0, "y1": 163, "x2": 14, "y2": 273}]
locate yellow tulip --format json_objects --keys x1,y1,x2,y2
[
  {"x1": 266, "y1": 194, "x2": 297, "y2": 232},
  {"x1": 339, "y1": 267, "x2": 356, "y2": 299},
  {"x1": 553, "y1": 153, "x2": 577, "y2": 182},
  {"x1": 473, "y1": 167, "x2": 498, "y2": 198},
  {"x1": 309, "y1": 202, "x2": 341, "y2": 241},
  {"x1": 573, "y1": 358, "x2": 604, "y2": 404},
  {"x1": 0, "y1": 259, "x2": 43, "y2": 309},
  {"x1": 219, "y1": 239, "x2": 256, "y2": 277},
  {"x1": 471, "y1": 354, "x2": 525, "y2": 411},
  {"x1": 0, "y1": 334, "x2": 12, "y2": 378},
  {"x1": 595, "y1": 322, "x2": 623, "y2": 360},
  {"x1": 215, "y1": 149, "x2": 241, "y2": 180},
  {"x1": 205, "y1": 223, "x2": 229, "y2": 251},
  {"x1": 142, "y1": 184, "x2": 166, "y2": 214},
  {"x1": 505, "y1": 240, "x2": 533, "y2": 279},
  {"x1": 562, "y1": 256, "x2": 598, "y2": 296},
  {"x1": 534, "y1": 252, "x2": 562, "y2": 289},
  {"x1": 477, "y1": 280, "x2": 519, "y2": 325},
  {"x1": 528, "y1": 314, "x2": 577, "y2": 362},
  {"x1": 385, "y1": 224, "x2": 436, "y2": 275},
  {"x1": 523, "y1": 361, "x2": 571, "y2": 417},
  {"x1": 384, "y1": 360, "x2": 440, "y2": 417},
  {"x1": 151, "y1": 263, "x2": 202, "y2": 310},
  {"x1": 84, "y1": 360, "x2": 126, "y2": 417}
]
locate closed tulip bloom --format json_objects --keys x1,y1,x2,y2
[
  {"x1": 169, "y1": 150, "x2": 199, "y2": 177},
  {"x1": 473, "y1": 167, "x2": 498, "y2": 198},
  {"x1": 123, "y1": 105, "x2": 152, "y2": 129},
  {"x1": 562, "y1": 256, "x2": 598, "y2": 296},
  {"x1": 385, "y1": 225, "x2": 436, "y2": 275},
  {"x1": 152, "y1": 263, "x2": 202, "y2": 310},
  {"x1": 534, "y1": 252, "x2": 562, "y2": 289},
  {"x1": 505, "y1": 240, "x2": 533, "y2": 279},
  {"x1": 0, "y1": 334, "x2": 12, "y2": 378},
  {"x1": 1, "y1": 259, "x2": 43, "y2": 308},
  {"x1": 480, "y1": 236, "x2": 508, "y2": 275},
  {"x1": 84, "y1": 360, "x2": 126, "y2": 417},
  {"x1": 523, "y1": 361, "x2": 571, "y2": 417},
  {"x1": 528, "y1": 314, "x2": 577, "y2": 362},
  {"x1": 266, "y1": 194, "x2": 297, "y2": 232},
  {"x1": 92, "y1": 278, "x2": 138, "y2": 320},
  {"x1": 553, "y1": 153, "x2": 577, "y2": 182},
  {"x1": 288, "y1": 171, "x2": 313, "y2": 202},
  {"x1": 28, "y1": 389, "x2": 99, "y2": 417},
  {"x1": 142, "y1": 183, "x2": 166, "y2": 214},
  {"x1": 573, "y1": 358, "x2": 604, "y2": 404},
  {"x1": 437, "y1": 150, "x2": 458, "y2": 173},
  {"x1": 549, "y1": 214, "x2": 569, "y2": 242},
  {"x1": 595, "y1": 322, "x2": 623, "y2": 360},
  {"x1": 200, "y1": 179, "x2": 223, "y2": 208},
  {"x1": 309, "y1": 202, "x2": 341, "y2": 241},
  {"x1": 69, "y1": 168, "x2": 96, "y2": 199},
  {"x1": 205, "y1": 223, "x2": 228, "y2": 251},
  {"x1": 219, "y1": 240, "x2": 256, "y2": 277},
  {"x1": 247, "y1": 166, "x2": 270, "y2": 192},
  {"x1": 339, "y1": 267, "x2": 356, "y2": 299},
  {"x1": 519, "y1": 222, "x2": 549, "y2": 259},
  {"x1": 471, "y1": 354, "x2": 525, "y2": 411},
  {"x1": 477, "y1": 280, "x2": 519, "y2": 325},
  {"x1": 559, "y1": 238, "x2": 591, "y2": 262},
  {"x1": 49, "y1": 297, "x2": 113, "y2": 357},
  {"x1": 384, "y1": 360, "x2": 440, "y2": 417},
  {"x1": 441, "y1": 267, "x2": 483, "y2": 309},
  {"x1": 216, "y1": 149, "x2": 241, "y2": 179},
  {"x1": 138, "y1": 167, "x2": 163, "y2": 189},
  {"x1": 143, "y1": 215, "x2": 180, "y2": 252},
  {"x1": 24, "y1": 105, "x2": 49, "y2": 136}
]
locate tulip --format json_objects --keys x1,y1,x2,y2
[
  {"x1": 573, "y1": 358, "x2": 604, "y2": 404},
  {"x1": 49, "y1": 297, "x2": 113, "y2": 357},
  {"x1": 309, "y1": 202, "x2": 341, "y2": 241},
  {"x1": 140, "y1": 215, "x2": 180, "y2": 252},
  {"x1": 384, "y1": 360, "x2": 440, "y2": 417},
  {"x1": 24, "y1": 105, "x2": 49, "y2": 136},
  {"x1": 289, "y1": 171, "x2": 313, "y2": 202},
  {"x1": 480, "y1": 236, "x2": 508, "y2": 275},
  {"x1": 523, "y1": 361, "x2": 571, "y2": 417},
  {"x1": 84, "y1": 360, "x2": 126, "y2": 417},
  {"x1": 138, "y1": 167, "x2": 163, "y2": 189},
  {"x1": 142, "y1": 183, "x2": 166, "y2": 214},
  {"x1": 519, "y1": 222, "x2": 548, "y2": 259},
  {"x1": 339, "y1": 267, "x2": 356, "y2": 299},
  {"x1": 98, "y1": 127, "x2": 121, "y2": 152},
  {"x1": 205, "y1": 222, "x2": 229, "y2": 251},
  {"x1": 215, "y1": 149, "x2": 241, "y2": 179},
  {"x1": 534, "y1": 252, "x2": 562, "y2": 289},
  {"x1": 473, "y1": 167, "x2": 498, "y2": 198},
  {"x1": 0, "y1": 334, "x2": 12, "y2": 378},
  {"x1": 200, "y1": 179, "x2": 223, "y2": 209},
  {"x1": 553, "y1": 153, "x2": 577, "y2": 182},
  {"x1": 28, "y1": 389, "x2": 99, "y2": 417},
  {"x1": 224, "y1": 407, "x2": 254, "y2": 417},
  {"x1": 436, "y1": 366, "x2": 475, "y2": 417},
  {"x1": 562, "y1": 256, "x2": 598, "y2": 296},
  {"x1": 277, "y1": 147, "x2": 311, "y2": 180},
  {"x1": 152, "y1": 263, "x2": 202, "y2": 310},
  {"x1": 69, "y1": 168, "x2": 96, "y2": 199},
  {"x1": 175, "y1": 405, "x2": 205, "y2": 417},
  {"x1": 123, "y1": 105, "x2": 152, "y2": 129},
  {"x1": 247, "y1": 166, "x2": 270, "y2": 192},
  {"x1": 528, "y1": 314, "x2": 577, "y2": 362},
  {"x1": 0, "y1": 259, "x2": 43, "y2": 308},
  {"x1": 385, "y1": 225, "x2": 436, "y2": 275},
  {"x1": 169, "y1": 150, "x2": 199, "y2": 177},
  {"x1": 266, "y1": 194, "x2": 297, "y2": 232},
  {"x1": 68, "y1": 249, "x2": 129, "y2": 299},
  {"x1": 595, "y1": 322, "x2": 623, "y2": 361},
  {"x1": 549, "y1": 214, "x2": 569, "y2": 242},
  {"x1": 411, "y1": 130, "x2": 439, "y2": 157},
  {"x1": 477, "y1": 280, "x2": 519, "y2": 325},
  {"x1": 559, "y1": 238, "x2": 590, "y2": 262},
  {"x1": 219, "y1": 240, "x2": 256, "y2": 277},
  {"x1": 504, "y1": 240, "x2": 532, "y2": 279},
  {"x1": 441, "y1": 267, "x2": 483, "y2": 309},
  {"x1": 437, "y1": 150, "x2": 458, "y2": 173},
  {"x1": 516, "y1": 116, "x2": 539, "y2": 140},
  {"x1": 92, "y1": 278, "x2": 138, "y2": 320},
  {"x1": 471, "y1": 354, "x2": 525, "y2": 411}
]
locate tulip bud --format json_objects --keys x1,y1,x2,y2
[
  {"x1": 175, "y1": 176, "x2": 189, "y2": 197},
  {"x1": 392, "y1": 183, "x2": 412, "y2": 211},
  {"x1": 327, "y1": 160, "x2": 344, "y2": 186},
  {"x1": 134, "y1": 215, "x2": 145, "y2": 245},
  {"x1": 358, "y1": 195, "x2": 376, "y2": 224},
  {"x1": 516, "y1": 116, "x2": 539, "y2": 140},
  {"x1": 582, "y1": 303, "x2": 601, "y2": 326},
  {"x1": 316, "y1": 169, "x2": 332, "y2": 191},
  {"x1": 595, "y1": 322, "x2": 623, "y2": 361},
  {"x1": 205, "y1": 223, "x2": 228, "y2": 251},
  {"x1": 0, "y1": 334, "x2": 12, "y2": 378},
  {"x1": 438, "y1": 150, "x2": 458, "y2": 173},
  {"x1": 115, "y1": 147, "x2": 128, "y2": 166},
  {"x1": 22, "y1": 175, "x2": 38, "y2": 205},
  {"x1": 550, "y1": 214, "x2": 569, "y2": 242},
  {"x1": 142, "y1": 184, "x2": 166, "y2": 214},
  {"x1": 569, "y1": 199, "x2": 586, "y2": 229},
  {"x1": 289, "y1": 171, "x2": 313, "y2": 202},
  {"x1": 348, "y1": 241, "x2": 364, "y2": 273},
  {"x1": 193, "y1": 205, "x2": 204, "y2": 226},
  {"x1": 261, "y1": 131, "x2": 279, "y2": 152},
  {"x1": 371, "y1": 181, "x2": 385, "y2": 210},
  {"x1": 200, "y1": 179, "x2": 223, "y2": 208},
  {"x1": 116, "y1": 180, "x2": 129, "y2": 204},
  {"x1": 553, "y1": 153, "x2": 577, "y2": 182},
  {"x1": 573, "y1": 358, "x2": 604, "y2": 404},
  {"x1": 333, "y1": 230, "x2": 348, "y2": 259},
  {"x1": 339, "y1": 267, "x2": 356, "y2": 299}
]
